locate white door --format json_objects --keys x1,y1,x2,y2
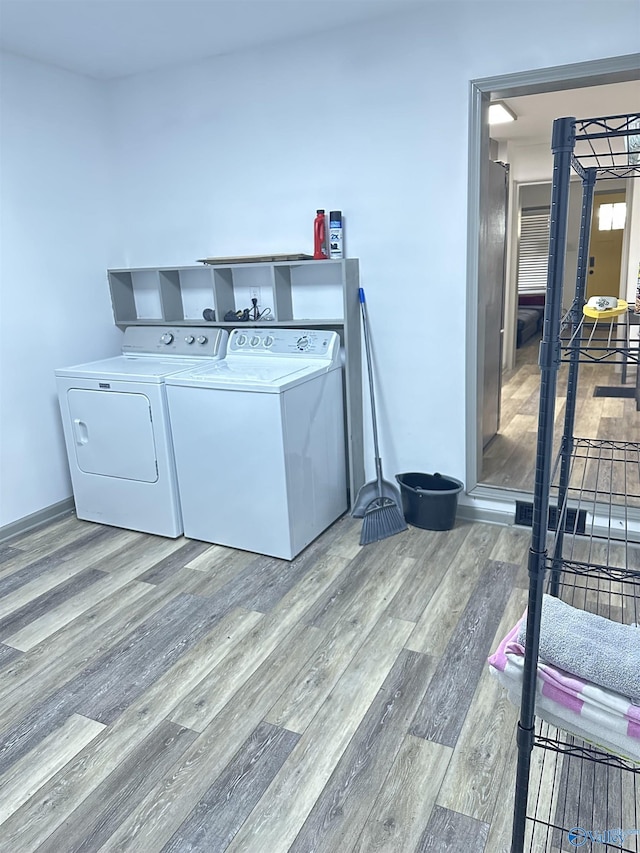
[
  {"x1": 480, "y1": 159, "x2": 509, "y2": 449},
  {"x1": 67, "y1": 389, "x2": 158, "y2": 482}
]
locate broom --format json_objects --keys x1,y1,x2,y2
[{"x1": 357, "y1": 288, "x2": 407, "y2": 546}]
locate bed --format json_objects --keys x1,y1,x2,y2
[{"x1": 517, "y1": 306, "x2": 545, "y2": 348}]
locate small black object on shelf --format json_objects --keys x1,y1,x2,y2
[
  {"x1": 202, "y1": 308, "x2": 216, "y2": 321},
  {"x1": 224, "y1": 309, "x2": 250, "y2": 322}
]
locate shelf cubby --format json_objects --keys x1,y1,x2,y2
[{"x1": 106, "y1": 258, "x2": 364, "y2": 510}]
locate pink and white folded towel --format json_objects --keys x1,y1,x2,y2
[
  {"x1": 518, "y1": 594, "x2": 640, "y2": 704},
  {"x1": 488, "y1": 613, "x2": 640, "y2": 763}
]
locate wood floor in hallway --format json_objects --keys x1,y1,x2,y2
[
  {"x1": 481, "y1": 333, "x2": 640, "y2": 492},
  {"x1": 0, "y1": 512, "x2": 629, "y2": 852}
]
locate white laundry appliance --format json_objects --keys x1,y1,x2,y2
[
  {"x1": 165, "y1": 328, "x2": 347, "y2": 560},
  {"x1": 55, "y1": 325, "x2": 228, "y2": 537}
]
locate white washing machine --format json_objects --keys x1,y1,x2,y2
[
  {"x1": 165, "y1": 328, "x2": 347, "y2": 560},
  {"x1": 55, "y1": 325, "x2": 228, "y2": 537}
]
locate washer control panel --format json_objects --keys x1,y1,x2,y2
[
  {"x1": 228, "y1": 328, "x2": 340, "y2": 362},
  {"x1": 122, "y1": 326, "x2": 228, "y2": 357}
]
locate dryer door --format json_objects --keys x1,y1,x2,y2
[{"x1": 66, "y1": 389, "x2": 158, "y2": 482}]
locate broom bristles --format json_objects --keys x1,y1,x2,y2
[{"x1": 360, "y1": 498, "x2": 407, "y2": 545}]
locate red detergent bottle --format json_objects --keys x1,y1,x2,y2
[{"x1": 313, "y1": 209, "x2": 328, "y2": 260}]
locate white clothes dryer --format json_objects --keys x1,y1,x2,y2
[
  {"x1": 165, "y1": 328, "x2": 347, "y2": 560},
  {"x1": 55, "y1": 326, "x2": 228, "y2": 537}
]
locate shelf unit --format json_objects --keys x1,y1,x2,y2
[
  {"x1": 512, "y1": 114, "x2": 640, "y2": 852},
  {"x1": 107, "y1": 259, "x2": 364, "y2": 511},
  {"x1": 108, "y1": 260, "x2": 353, "y2": 327}
]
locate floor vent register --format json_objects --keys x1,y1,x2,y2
[{"x1": 515, "y1": 501, "x2": 587, "y2": 535}]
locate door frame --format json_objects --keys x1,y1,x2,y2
[{"x1": 465, "y1": 52, "x2": 640, "y2": 499}]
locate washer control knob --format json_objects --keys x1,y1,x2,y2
[
  {"x1": 196, "y1": 335, "x2": 207, "y2": 345},
  {"x1": 160, "y1": 333, "x2": 174, "y2": 345},
  {"x1": 184, "y1": 335, "x2": 195, "y2": 344},
  {"x1": 236, "y1": 334, "x2": 247, "y2": 347},
  {"x1": 296, "y1": 335, "x2": 310, "y2": 351},
  {"x1": 263, "y1": 335, "x2": 274, "y2": 347},
  {"x1": 250, "y1": 335, "x2": 261, "y2": 347}
]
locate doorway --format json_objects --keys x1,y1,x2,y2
[
  {"x1": 587, "y1": 191, "x2": 626, "y2": 300},
  {"x1": 465, "y1": 54, "x2": 640, "y2": 509},
  {"x1": 481, "y1": 178, "x2": 630, "y2": 491}
]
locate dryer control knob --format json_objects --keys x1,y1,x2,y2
[
  {"x1": 263, "y1": 335, "x2": 274, "y2": 347},
  {"x1": 236, "y1": 334, "x2": 247, "y2": 347},
  {"x1": 250, "y1": 336, "x2": 261, "y2": 347},
  {"x1": 184, "y1": 335, "x2": 195, "y2": 344},
  {"x1": 196, "y1": 336, "x2": 208, "y2": 345},
  {"x1": 161, "y1": 333, "x2": 174, "y2": 345}
]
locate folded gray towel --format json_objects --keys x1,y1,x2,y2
[{"x1": 517, "y1": 594, "x2": 640, "y2": 704}]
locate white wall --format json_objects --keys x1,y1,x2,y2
[
  {"x1": 107, "y1": 1, "x2": 639, "y2": 486},
  {"x1": 1, "y1": 2, "x2": 638, "y2": 530},
  {"x1": 0, "y1": 52, "x2": 121, "y2": 527},
  {"x1": 508, "y1": 141, "x2": 555, "y2": 184}
]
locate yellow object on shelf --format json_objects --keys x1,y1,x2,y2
[{"x1": 583, "y1": 299, "x2": 628, "y2": 320}]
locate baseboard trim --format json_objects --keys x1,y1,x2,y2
[
  {"x1": 457, "y1": 488, "x2": 518, "y2": 527},
  {"x1": 0, "y1": 498, "x2": 76, "y2": 544},
  {"x1": 457, "y1": 502, "x2": 515, "y2": 526}
]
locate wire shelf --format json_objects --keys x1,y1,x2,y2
[
  {"x1": 526, "y1": 721, "x2": 640, "y2": 853},
  {"x1": 524, "y1": 444, "x2": 640, "y2": 851},
  {"x1": 510, "y1": 111, "x2": 640, "y2": 852},
  {"x1": 545, "y1": 557, "x2": 640, "y2": 587},
  {"x1": 549, "y1": 438, "x2": 640, "y2": 564},
  {"x1": 525, "y1": 560, "x2": 640, "y2": 851},
  {"x1": 571, "y1": 113, "x2": 640, "y2": 180},
  {"x1": 560, "y1": 311, "x2": 639, "y2": 367},
  {"x1": 543, "y1": 550, "x2": 640, "y2": 633}
]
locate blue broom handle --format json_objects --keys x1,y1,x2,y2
[{"x1": 359, "y1": 288, "x2": 384, "y2": 492}]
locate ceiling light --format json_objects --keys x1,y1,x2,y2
[{"x1": 489, "y1": 102, "x2": 517, "y2": 125}]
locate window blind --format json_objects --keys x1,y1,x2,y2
[{"x1": 517, "y1": 207, "x2": 550, "y2": 294}]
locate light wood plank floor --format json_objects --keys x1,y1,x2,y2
[
  {"x1": 481, "y1": 333, "x2": 640, "y2": 491},
  {"x1": 0, "y1": 513, "x2": 631, "y2": 852}
]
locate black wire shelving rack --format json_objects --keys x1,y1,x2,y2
[{"x1": 511, "y1": 113, "x2": 640, "y2": 853}]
